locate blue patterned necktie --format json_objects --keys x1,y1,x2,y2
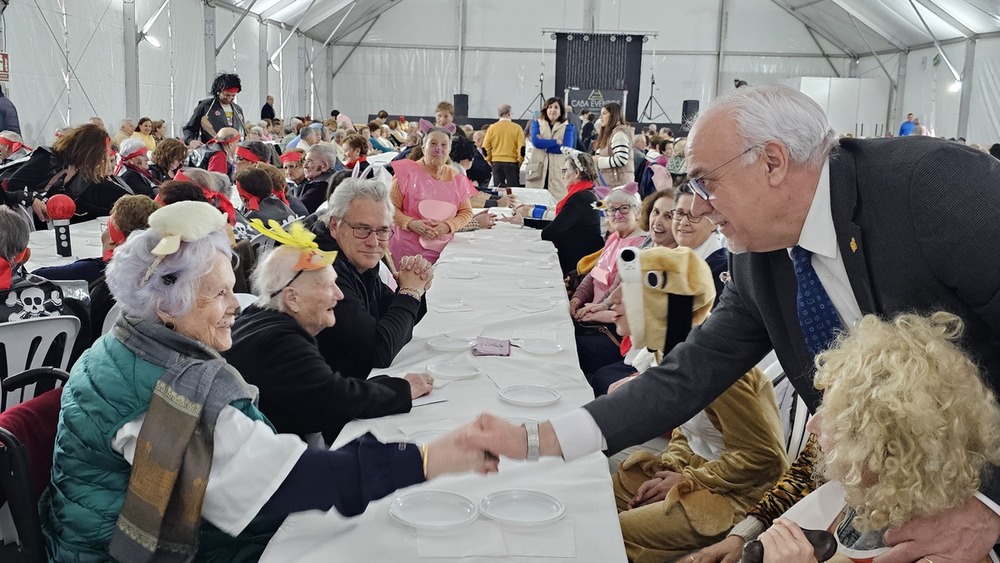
[{"x1": 790, "y1": 246, "x2": 842, "y2": 357}]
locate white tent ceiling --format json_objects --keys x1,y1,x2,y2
[{"x1": 220, "y1": 0, "x2": 1000, "y2": 57}]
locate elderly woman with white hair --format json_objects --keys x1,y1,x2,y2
[
  {"x1": 225, "y1": 218, "x2": 432, "y2": 445},
  {"x1": 298, "y1": 143, "x2": 339, "y2": 213},
  {"x1": 569, "y1": 183, "x2": 646, "y2": 376},
  {"x1": 39, "y1": 201, "x2": 498, "y2": 562},
  {"x1": 115, "y1": 137, "x2": 157, "y2": 197}
]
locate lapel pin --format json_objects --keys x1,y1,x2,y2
[{"x1": 850, "y1": 237, "x2": 858, "y2": 253}]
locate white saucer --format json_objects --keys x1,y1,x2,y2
[
  {"x1": 479, "y1": 490, "x2": 565, "y2": 527},
  {"x1": 427, "y1": 335, "x2": 476, "y2": 352},
  {"x1": 517, "y1": 279, "x2": 558, "y2": 289},
  {"x1": 498, "y1": 385, "x2": 561, "y2": 407},
  {"x1": 427, "y1": 362, "x2": 482, "y2": 380},
  {"x1": 441, "y1": 270, "x2": 481, "y2": 280},
  {"x1": 513, "y1": 338, "x2": 564, "y2": 355},
  {"x1": 389, "y1": 490, "x2": 478, "y2": 532}
]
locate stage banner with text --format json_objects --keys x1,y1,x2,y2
[{"x1": 566, "y1": 89, "x2": 625, "y2": 113}]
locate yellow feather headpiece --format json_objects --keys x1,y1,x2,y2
[{"x1": 249, "y1": 218, "x2": 338, "y2": 271}]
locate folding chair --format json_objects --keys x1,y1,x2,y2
[
  {"x1": 0, "y1": 317, "x2": 79, "y2": 410},
  {"x1": 101, "y1": 302, "x2": 122, "y2": 336}
]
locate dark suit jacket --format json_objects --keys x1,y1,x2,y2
[
  {"x1": 584, "y1": 136, "x2": 1000, "y2": 503},
  {"x1": 182, "y1": 97, "x2": 247, "y2": 144}
]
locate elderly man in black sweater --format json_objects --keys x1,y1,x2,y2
[{"x1": 308, "y1": 177, "x2": 433, "y2": 380}]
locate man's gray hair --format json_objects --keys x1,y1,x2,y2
[
  {"x1": 0, "y1": 207, "x2": 29, "y2": 263},
  {"x1": 106, "y1": 227, "x2": 232, "y2": 321},
  {"x1": 302, "y1": 127, "x2": 322, "y2": 143},
  {"x1": 699, "y1": 83, "x2": 837, "y2": 169},
  {"x1": 180, "y1": 167, "x2": 217, "y2": 190},
  {"x1": 306, "y1": 143, "x2": 338, "y2": 167},
  {"x1": 321, "y1": 177, "x2": 393, "y2": 223},
  {"x1": 497, "y1": 104, "x2": 512, "y2": 117},
  {"x1": 250, "y1": 245, "x2": 302, "y2": 312}
]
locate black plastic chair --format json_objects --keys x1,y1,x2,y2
[
  {"x1": 0, "y1": 425, "x2": 45, "y2": 563},
  {"x1": 1, "y1": 367, "x2": 70, "y2": 413}
]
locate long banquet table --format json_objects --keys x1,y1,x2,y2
[
  {"x1": 261, "y1": 223, "x2": 627, "y2": 562},
  {"x1": 25, "y1": 219, "x2": 105, "y2": 271}
]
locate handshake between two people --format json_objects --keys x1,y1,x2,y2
[{"x1": 420, "y1": 413, "x2": 560, "y2": 479}]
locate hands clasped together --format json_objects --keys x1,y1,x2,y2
[{"x1": 408, "y1": 219, "x2": 451, "y2": 239}]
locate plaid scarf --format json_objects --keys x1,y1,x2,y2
[{"x1": 108, "y1": 315, "x2": 257, "y2": 562}]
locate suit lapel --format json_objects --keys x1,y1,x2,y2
[{"x1": 829, "y1": 146, "x2": 878, "y2": 315}]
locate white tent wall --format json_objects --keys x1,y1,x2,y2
[
  {"x1": 216, "y1": 5, "x2": 262, "y2": 130},
  {"x1": 323, "y1": 0, "x2": 852, "y2": 123},
  {"x1": 5, "y1": 0, "x2": 127, "y2": 146},
  {"x1": 968, "y1": 37, "x2": 1000, "y2": 147}
]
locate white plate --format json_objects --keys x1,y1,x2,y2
[
  {"x1": 513, "y1": 338, "x2": 564, "y2": 355},
  {"x1": 441, "y1": 270, "x2": 481, "y2": 280},
  {"x1": 479, "y1": 490, "x2": 565, "y2": 527},
  {"x1": 508, "y1": 297, "x2": 558, "y2": 313},
  {"x1": 517, "y1": 279, "x2": 558, "y2": 289},
  {"x1": 432, "y1": 298, "x2": 467, "y2": 311},
  {"x1": 498, "y1": 385, "x2": 561, "y2": 407},
  {"x1": 427, "y1": 362, "x2": 482, "y2": 380},
  {"x1": 427, "y1": 335, "x2": 476, "y2": 352},
  {"x1": 389, "y1": 490, "x2": 479, "y2": 532},
  {"x1": 440, "y1": 256, "x2": 483, "y2": 263},
  {"x1": 527, "y1": 243, "x2": 554, "y2": 254}
]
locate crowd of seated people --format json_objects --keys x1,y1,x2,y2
[{"x1": 5, "y1": 77, "x2": 1000, "y2": 563}]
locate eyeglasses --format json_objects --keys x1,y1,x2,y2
[
  {"x1": 670, "y1": 209, "x2": 703, "y2": 223},
  {"x1": 606, "y1": 205, "x2": 632, "y2": 216},
  {"x1": 688, "y1": 145, "x2": 758, "y2": 200},
  {"x1": 344, "y1": 221, "x2": 393, "y2": 241}
]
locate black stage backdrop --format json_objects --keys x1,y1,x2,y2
[{"x1": 554, "y1": 32, "x2": 643, "y2": 122}]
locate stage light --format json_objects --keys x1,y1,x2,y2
[
  {"x1": 609, "y1": 35, "x2": 616, "y2": 42},
  {"x1": 550, "y1": 33, "x2": 556, "y2": 40},
  {"x1": 567, "y1": 34, "x2": 574, "y2": 40},
  {"x1": 140, "y1": 33, "x2": 161, "y2": 48},
  {"x1": 949, "y1": 80, "x2": 962, "y2": 92},
  {"x1": 625, "y1": 35, "x2": 632, "y2": 42},
  {"x1": 583, "y1": 35, "x2": 589, "y2": 41}
]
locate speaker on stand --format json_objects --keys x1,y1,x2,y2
[
  {"x1": 454, "y1": 94, "x2": 469, "y2": 118},
  {"x1": 681, "y1": 99, "x2": 700, "y2": 133}
]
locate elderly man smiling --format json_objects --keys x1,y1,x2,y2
[{"x1": 308, "y1": 177, "x2": 434, "y2": 381}]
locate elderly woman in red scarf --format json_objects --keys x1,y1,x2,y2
[
  {"x1": 115, "y1": 138, "x2": 157, "y2": 197},
  {"x1": 507, "y1": 150, "x2": 604, "y2": 275}
]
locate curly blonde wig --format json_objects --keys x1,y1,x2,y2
[{"x1": 814, "y1": 312, "x2": 1000, "y2": 532}]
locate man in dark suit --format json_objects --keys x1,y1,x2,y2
[{"x1": 474, "y1": 84, "x2": 1000, "y2": 561}]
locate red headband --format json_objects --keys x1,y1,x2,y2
[
  {"x1": 0, "y1": 137, "x2": 27, "y2": 154},
  {"x1": 235, "y1": 181, "x2": 260, "y2": 212},
  {"x1": 103, "y1": 216, "x2": 127, "y2": 262},
  {"x1": 172, "y1": 171, "x2": 237, "y2": 226},
  {"x1": 236, "y1": 146, "x2": 262, "y2": 163},
  {"x1": 223, "y1": 87, "x2": 240, "y2": 94},
  {"x1": 114, "y1": 145, "x2": 148, "y2": 175},
  {"x1": 279, "y1": 151, "x2": 303, "y2": 164},
  {"x1": 0, "y1": 248, "x2": 30, "y2": 290},
  {"x1": 211, "y1": 134, "x2": 241, "y2": 145}
]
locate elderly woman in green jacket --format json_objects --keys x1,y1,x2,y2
[{"x1": 39, "y1": 201, "x2": 497, "y2": 562}]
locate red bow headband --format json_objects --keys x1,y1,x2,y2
[
  {"x1": 235, "y1": 181, "x2": 261, "y2": 212},
  {"x1": 279, "y1": 151, "x2": 303, "y2": 164},
  {"x1": 0, "y1": 137, "x2": 28, "y2": 154},
  {"x1": 211, "y1": 134, "x2": 241, "y2": 145},
  {"x1": 173, "y1": 171, "x2": 237, "y2": 226},
  {"x1": 236, "y1": 146, "x2": 262, "y2": 163},
  {"x1": 0, "y1": 248, "x2": 29, "y2": 290}
]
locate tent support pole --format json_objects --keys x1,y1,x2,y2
[
  {"x1": 330, "y1": 16, "x2": 379, "y2": 81},
  {"x1": 957, "y1": 38, "x2": 975, "y2": 139},
  {"x1": 124, "y1": 0, "x2": 139, "y2": 120},
  {"x1": 215, "y1": 0, "x2": 260, "y2": 56},
  {"x1": 714, "y1": 0, "x2": 727, "y2": 100},
  {"x1": 204, "y1": 0, "x2": 216, "y2": 89},
  {"x1": 807, "y1": 26, "x2": 841, "y2": 77}
]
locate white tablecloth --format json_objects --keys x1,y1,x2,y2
[
  {"x1": 25, "y1": 218, "x2": 105, "y2": 271},
  {"x1": 510, "y1": 187, "x2": 557, "y2": 208},
  {"x1": 261, "y1": 225, "x2": 626, "y2": 562}
]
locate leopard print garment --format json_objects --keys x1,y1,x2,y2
[{"x1": 748, "y1": 434, "x2": 820, "y2": 525}]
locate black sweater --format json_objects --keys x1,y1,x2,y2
[
  {"x1": 309, "y1": 220, "x2": 427, "y2": 379},
  {"x1": 225, "y1": 305, "x2": 412, "y2": 445},
  {"x1": 524, "y1": 188, "x2": 604, "y2": 275}
]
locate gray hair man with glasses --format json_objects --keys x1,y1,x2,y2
[
  {"x1": 469, "y1": 83, "x2": 1000, "y2": 563},
  {"x1": 309, "y1": 177, "x2": 434, "y2": 379}
]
